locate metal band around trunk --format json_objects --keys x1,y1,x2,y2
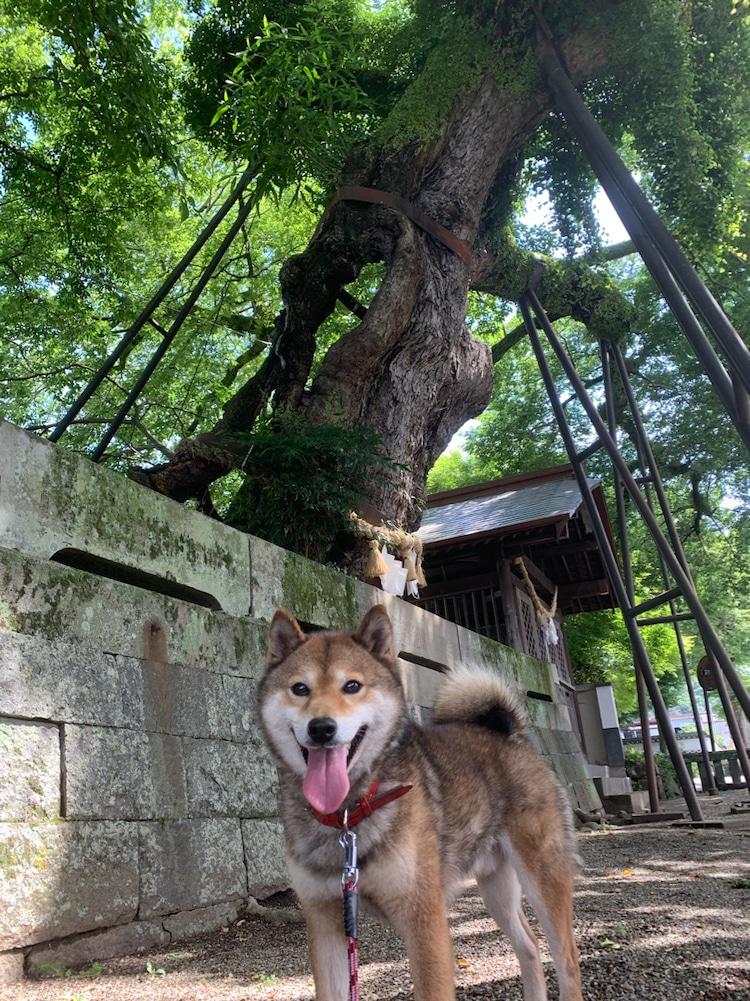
[{"x1": 327, "y1": 185, "x2": 474, "y2": 268}]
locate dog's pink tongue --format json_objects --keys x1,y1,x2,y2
[{"x1": 303, "y1": 745, "x2": 350, "y2": 813}]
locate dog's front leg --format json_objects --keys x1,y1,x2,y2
[
  {"x1": 404, "y1": 894, "x2": 455, "y2": 1000},
  {"x1": 302, "y1": 896, "x2": 349, "y2": 1001},
  {"x1": 388, "y1": 866, "x2": 456, "y2": 1001}
]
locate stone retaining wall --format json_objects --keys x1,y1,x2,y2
[{"x1": 0, "y1": 420, "x2": 600, "y2": 983}]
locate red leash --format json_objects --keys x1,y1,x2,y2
[
  {"x1": 312, "y1": 782, "x2": 413, "y2": 1001},
  {"x1": 340, "y1": 827, "x2": 360, "y2": 1001}
]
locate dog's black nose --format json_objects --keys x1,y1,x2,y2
[{"x1": 308, "y1": 717, "x2": 337, "y2": 745}]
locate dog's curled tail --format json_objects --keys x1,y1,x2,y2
[{"x1": 432, "y1": 668, "x2": 527, "y2": 736}]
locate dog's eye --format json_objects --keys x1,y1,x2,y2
[
  {"x1": 342, "y1": 680, "x2": 362, "y2": 694},
  {"x1": 291, "y1": 682, "x2": 310, "y2": 697}
]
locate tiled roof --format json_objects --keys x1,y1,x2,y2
[{"x1": 419, "y1": 473, "x2": 597, "y2": 545}]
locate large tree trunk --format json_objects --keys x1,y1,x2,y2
[
  {"x1": 134, "y1": 28, "x2": 609, "y2": 543},
  {"x1": 282, "y1": 35, "x2": 603, "y2": 526}
]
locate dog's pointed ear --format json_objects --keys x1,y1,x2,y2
[
  {"x1": 267, "y1": 609, "x2": 306, "y2": 666},
  {"x1": 354, "y1": 605, "x2": 394, "y2": 660}
]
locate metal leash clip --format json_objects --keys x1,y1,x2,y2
[
  {"x1": 339, "y1": 810, "x2": 359, "y2": 950},
  {"x1": 339, "y1": 810, "x2": 359, "y2": 888}
]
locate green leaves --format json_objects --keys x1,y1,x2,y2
[
  {"x1": 192, "y1": 1, "x2": 376, "y2": 197},
  {"x1": 222, "y1": 413, "x2": 396, "y2": 561},
  {"x1": 5, "y1": 0, "x2": 176, "y2": 165},
  {"x1": 523, "y1": 1, "x2": 750, "y2": 257}
]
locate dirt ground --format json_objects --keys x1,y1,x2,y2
[{"x1": 5, "y1": 795, "x2": 750, "y2": 1001}]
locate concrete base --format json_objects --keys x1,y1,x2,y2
[
  {"x1": 672, "y1": 819, "x2": 726, "y2": 829},
  {"x1": 724, "y1": 815, "x2": 750, "y2": 829},
  {"x1": 593, "y1": 767, "x2": 644, "y2": 815},
  {"x1": 590, "y1": 764, "x2": 645, "y2": 817},
  {"x1": 626, "y1": 810, "x2": 685, "y2": 825}
]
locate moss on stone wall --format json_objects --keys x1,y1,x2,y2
[{"x1": 279, "y1": 551, "x2": 360, "y2": 630}]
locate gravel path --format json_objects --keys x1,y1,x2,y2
[{"x1": 5, "y1": 798, "x2": 750, "y2": 1001}]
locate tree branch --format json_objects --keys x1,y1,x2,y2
[
  {"x1": 0, "y1": 71, "x2": 51, "y2": 103},
  {"x1": 476, "y1": 229, "x2": 635, "y2": 345},
  {"x1": 491, "y1": 321, "x2": 526, "y2": 364},
  {"x1": 0, "y1": 138, "x2": 62, "y2": 177},
  {"x1": 575, "y1": 240, "x2": 636, "y2": 265},
  {"x1": 221, "y1": 339, "x2": 269, "y2": 387}
]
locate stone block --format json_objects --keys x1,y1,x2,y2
[
  {"x1": 64, "y1": 724, "x2": 151, "y2": 820},
  {"x1": 554, "y1": 752, "x2": 589, "y2": 785},
  {"x1": 385, "y1": 596, "x2": 462, "y2": 672},
  {"x1": 141, "y1": 659, "x2": 232, "y2": 738},
  {"x1": 221, "y1": 674, "x2": 263, "y2": 743},
  {"x1": 183, "y1": 738, "x2": 278, "y2": 818},
  {"x1": 0, "y1": 546, "x2": 267, "y2": 676},
  {"x1": 64, "y1": 726, "x2": 186, "y2": 820},
  {"x1": 250, "y1": 547, "x2": 467, "y2": 675},
  {"x1": 514, "y1": 661, "x2": 557, "y2": 699},
  {"x1": 527, "y1": 699, "x2": 573, "y2": 733},
  {"x1": 570, "y1": 779, "x2": 603, "y2": 815},
  {"x1": 241, "y1": 819, "x2": 290, "y2": 896},
  {"x1": 594, "y1": 774, "x2": 634, "y2": 797},
  {"x1": 26, "y1": 921, "x2": 170, "y2": 977},
  {"x1": 0, "y1": 821, "x2": 139, "y2": 949},
  {"x1": 162, "y1": 899, "x2": 244, "y2": 941},
  {"x1": 525, "y1": 699, "x2": 553, "y2": 729},
  {"x1": 249, "y1": 536, "x2": 369, "y2": 628},
  {"x1": 0, "y1": 718, "x2": 60, "y2": 821},
  {"x1": 140, "y1": 659, "x2": 233, "y2": 739},
  {"x1": 0, "y1": 631, "x2": 144, "y2": 728},
  {"x1": 529, "y1": 726, "x2": 555, "y2": 755},
  {"x1": 139, "y1": 818, "x2": 247, "y2": 917},
  {"x1": 396, "y1": 658, "x2": 446, "y2": 709},
  {"x1": 539, "y1": 727, "x2": 571, "y2": 756},
  {"x1": 453, "y1": 625, "x2": 555, "y2": 698},
  {"x1": 0, "y1": 951, "x2": 23, "y2": 985},
  {"x1": 554, "y1": 727, "x2": 582, "y2": 752},
  {"x1": 0, "y1": 420, "x2": 252, "y2": 616},
  {"x1": 250, "y1": 545, "x2": 463, "y2": 676},
  {"x1": 145, "y1": 732, "x2": 189, "y2": 819}
]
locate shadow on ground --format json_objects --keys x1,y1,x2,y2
[{"x1": 3, "y1": 809, "x2": 749, "y2": 1001}]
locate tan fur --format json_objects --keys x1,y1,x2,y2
[
  {"x1": 432, "y1": 665, "x2": 528, "y2": 730},
  {"x1": 259, "y1": 606, "x2": 583, "y2": 1001}
]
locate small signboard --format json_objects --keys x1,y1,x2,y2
[{"x1": 697, "y1": 655, "x2": 717, "y2": 691}]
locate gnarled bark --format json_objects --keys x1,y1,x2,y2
[{"x1": 132, "y1": 23, "x2": 621, "y2": 544}]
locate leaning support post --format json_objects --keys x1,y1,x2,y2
[
  {"x1": 704, "y1": 690, "x2": 716, "y2": 753},
  {"x1": 49, "y1": 164, "x2": 256, "y2": 444},
  {"x1": 673, "y1": 625, "x2": 719, "y2": 794},
  {"x1": 590, "y1": 162, "x2": 750, "y2": 449},
  {"x1": 609, "y1": 344, "x2": 750, "y2": 723},
  {"x1": 533, "y1": 25, "x2": 750, "y2": 400},
  {"x1": 526, "y1": 286, "x2": 750, "y2": 724},
  {"x1": 600, "y1": 343, "x2": 660, "y2": 811},
  {"x1": 91, "y1": 192, "x2": 257, "y2": 462},
  {"x1": 603, "y1": 343, "x2": 717, "y2": 795},
  {"x1": 520, "y1": 294, "x2": 704, "y2": 821}
]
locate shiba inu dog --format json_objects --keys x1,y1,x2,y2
[{"x1": 259, "y1": 605, "x2": 582, "y2": 1001}]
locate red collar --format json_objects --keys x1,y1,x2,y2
[{"x1": 310, "y1": 780, "x2": 413, "y2": 829}]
